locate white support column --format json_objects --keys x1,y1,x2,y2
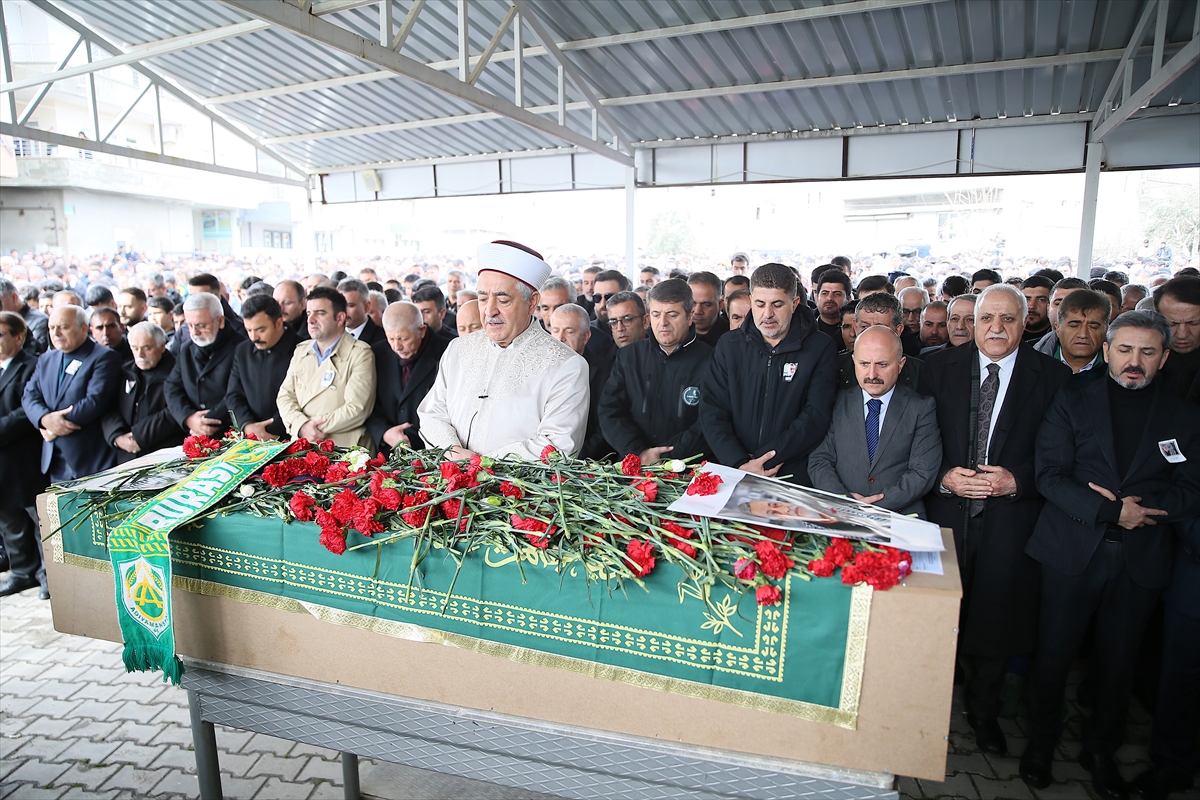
[
  {"x1": 379, "y1": 0, "x2": 393, "y2": 46},
  {"x1": 557, "y1": 65, "x2": 565, "y2": 125},
  {"x1": 457, "y1": 0, "x2": 469, "y2": 82},
  {"x1": 513, "y1": 9, "x2": 523, "y2": 107},
  {"x1": 0, "y1": 1, "x2": 16, "y2": 124},
  {"x1": 86, "y1": 41, "x2": 100, "y2": 141},
  {"x1": 1077, "y1": 141, "x2": 1104, "y2": 279},
  {"x1": 625, "y1": 166, "x2": 636, "y2": 284},
  {"x1": 155, "y1": 84, "x2": 165, "y2": 154}
]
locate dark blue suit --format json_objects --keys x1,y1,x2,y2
[{"x1": 22, "y1": 339, "x2": 122, "y2": 482}]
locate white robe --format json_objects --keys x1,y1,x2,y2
[{"x1": 417, "y1": 322, "x2": 590, "y2": 459}]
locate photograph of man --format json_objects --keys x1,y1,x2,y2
[
  {"x1": 700, "y1": 263, "x2": 837, "y2": 486},
  {"x1": 809, "y1": 326, "x2": 941, "y2": 518},
  {"x1": 917, "y1": 284, "x2": 1071, "y2": 758},
  {"x1": 367, "y1": 302, "x2": 447, "y2": 454},
  {"x1": 276, "y1": 287, "x2": 376, "y2": 449},
  {"x1": 100, "y1": 321, "x2": 183, "y2": 464},
  {"x1": 599, "y1": 279, "x2": 713, "y2": 465},
  {"x1": 1021, "y1": 311, "x2": 1200, "y2": 799}
]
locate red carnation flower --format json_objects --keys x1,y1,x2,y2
[
  {"x1": 319, "y1": 528, "x2": 347, "y2": 555},
  {"x1": 633, "y1": 478, "x2": 658, "y2": 503},
  {"x1": 841, "y1": 563, "x2": 866, "y2": 585},
  {"x1": 499, "y1": 481, "x2": 523, "y2": 499},
  {"x1": 539, "y1": 445, "x2": 558, "y2": 462},
  {"x1": 685, "y1": 471, "x2": 723, "y2": 496},
  {"x1": 183, "y1": 435, "x2": 221, "y2": 459},
  {"x1": 324, "y1": 462, "x2": 350, "y2": 483},
  {"x1": 329, "y1": 489, "x2": 359, "y2": 524},
  {"x1": 374, "y1": 487, "x2": 402, "y2": 511},
  {"x1": 824, "y1": 538, "x2": 855, "y2": 567},
  {"x1": 440, "y1": 461, "x2": 462, "y2": 480},
  {"x1": 753, "y1": 540, "x2": 795, "y2": 580},
  {"x1": 625, "y1": 539, "x2": 656, "y2": 577},
  {"x1": 807, "y1": 558, "x2": 836, "y2": 578},
  {"x1": 620, "y1": 454, "x2": 642, "y2": 477},
  {"x1": 401, "y1": 491, "x2": 432, "y2": 527},
  {"x1": 470, "y1": 454, "x2": 483, "y2": 467},
  {"x1": 352, "y1": 498, "x2": 385, "y2": 536},
  {"x1": 755, "y1": 584, "x2": 783, "y2": 606},
  {"x1": 289, "y1": 492, "x2": 316, "y2": 522},
  {"x1": 662, "y1": 521, "x2": 694, "y2": 539},
  {"x1": 284, "y1": 437, "x2": 310, "y2": 455},
  {"x1": 303, "y1": 452, "x2": 331, "y2": 477},
  {"x1": 734, "y1": 557, "x2": 758, "y2": 580},
  {"x1": 318, "y1": 439, "x2": 335, "y2": 452}
]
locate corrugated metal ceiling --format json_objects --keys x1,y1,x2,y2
[{"x1": 49, "y1": 0, "x2": 1200, "y2": 172}]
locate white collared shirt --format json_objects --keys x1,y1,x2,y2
[
  {"x1": 861, "y1": 386, "x2": 896, "y2": 431},
  {"x1": 0, "y1": 356, "x2": 11, "y2": 372},
  {"x1": 348, "y1": 320, "x2": 367, "y2": 340},
  {"x1": 978, "y1": 348, "x2": 1019, "y2": 463}
]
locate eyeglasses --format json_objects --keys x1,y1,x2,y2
[
  {"x1": 609, "y1": 314, "x2": 644, "y2": 328},
  {"x1": 599, "y1": 293, "x2": 618, "y2": 302}
]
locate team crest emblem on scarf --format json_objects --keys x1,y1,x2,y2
[{"x1": 119, "y1": 557, "x2": 170, "y2": 638}]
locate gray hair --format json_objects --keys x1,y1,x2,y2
[
  {"x1": 976, "y1": 283, "x2": 1028, "y2": 322},
  {"x1": 550, "y1": 302, "x2": 590, "y2": 330},
  {"x1": 183, "y1": 292, "x2": 223, "y2": 317},
  {"x1": 540, "y1": 276, "x2": 573, "y2": 294},
  {"x1": 1107, "y1": 310, "x2": 1170, "y2": 350},
  {"x1": 145, "y1": 272, "x2": 166, "y2": 289},
  {"x1": 456, "y1": 289, "x2": 478, "y2": 303},
  {"x1": 898, "y1": 286, "x2": 930, "y2": 306},
  {"x1": 1135, "y1": 295, "x2": 1157, "y2": 312},
  {"x1": 948, "y1": 293, "x2": 977, "y2": 314},
  {"x1": 1121, "y1": 283, "x2": 1149, "y2": 301},
  {"x1": 128, "y1": 320, "x2": 167, "y2": 348},
  {"x1": 57, "y1": 305, "x2": 89, "y2": 329},
  {"x1": 337, "y1": 278, "x2": 370, "y2": 297},
  {"x1": 381, "y1": 301, "x2": 423, "y2": 333},
  {"x1": 369, "y1": 290, "x2": 388, "y2": 313},
  {"x1": 447, "y1": 269, "x2": 466, "y2": 280}
]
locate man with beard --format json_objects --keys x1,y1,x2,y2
[
  {"x1": 899, "y1": 286, "x2": 929, "y2": 336},
  {"x1": 836, "y1": 293, "x2": 922, "y2": 391},
  {"x1": 368, "y1": 302, "x2": 447, "y2": 453},
  {"x1": 918, "y1": 284, "x2": 1070, "y2": 758},
  {"x1": 101, "y1": 322, "x2": 183, "y2": 463},
  {"x1": 1021, "y1": 311, "x2": 1200, "y2": 799},
  {"x1": 688, "y1": 271, "x2": 729, "y2": 348},
  {"x1": 273, "y1": 279, "x2": 309, "y2": 342},
  {"x1": 277, "y1": 287, "x2": 376, "y2": 449},
  {"x1": 600, "y1": 280, "x2": 712, "y2": 465},
  {"x1": 116, "y1": 287, "x2": 147, "y2": 329},
  {"x1": 546, "y1": 275, "x2": 615, "y2": 361},
  {"x1": 813, "y1": 269, "x2": 852, "y2": 347},
  {"x1": 419, "y1": 241, "x2": 589, "y2": 459},
  {"x1": 701, "y1": 263, "x2": 838, "y2": 486},
  {"x1": 920, "y1": 301, "x2": 950, "y2": 351},
  {"x1": 165, "y1": 292, "x2": 239, "y2": 437},
  {"x1": 89, "y1": 306, "x2": 132, "y2": 364},
  {"x1": 225, "y1": 294, "x2": 297, "y2": 441},
  {"x1": 591, "y1": 269, "x2": 632, "y2": 328},
  {"x1": 147, "y1": 296, "x2": 177, "y2": 351}
]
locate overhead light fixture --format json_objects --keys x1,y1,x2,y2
[
  {"x1": 998, "y1": 112, "x2": 1007, "y2": 119},
  {"x1": 947, "y1": 114, "x2": 957, "y2": 123}
]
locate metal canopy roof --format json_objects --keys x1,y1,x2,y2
[{"x1": 1, "y1": 0, "x2": 1195, "y2": 179}]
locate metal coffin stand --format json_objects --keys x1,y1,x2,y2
[{"x1": 183, "y1": 659, "x2": 898, "y2": 800}]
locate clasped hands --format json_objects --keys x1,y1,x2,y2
[
  {"x1": 1086, "y1": 482, "x2": 1167, "y2": 530},
  {"x1": 39, "y1": 406, "x2": 79, "y2": 442},
  {"x1": 942, "y1": 464, "x2": 1017, "y2": 499}
]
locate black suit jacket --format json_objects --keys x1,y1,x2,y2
[
  {"x1": 0, "y1": 349, "x2": 48, "y2": 507},
  {"x1": 355, "y1": 317, "x2": 388, "y2": 349},
  {"x1": 225, "y1": 329, "x2": 297, "y2": 438},
  {"x1": 1028, "y1": 379, "x2": 1200, "y2": 588},
  {"x1": 366, "y1": 334, "x2": 448, "y2": 452},
  {"x1": 164, "y1": 326, "x2": 240, "y2": 430},
  {"x1": 22, "y1": 339, "x2": 123, "y2": 481},
  {"x1": 918, "y1": 343, "x2": 1071, "y2": 656},
  {"x1": 100, "y1": 351, "x2": 184, "y2": 464},
  {"x1": 20, "y1": 304, "x2": 49, "y2": 355}
]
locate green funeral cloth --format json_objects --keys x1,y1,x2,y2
[{"x1": 55, "y1": 489, "x2": 870, "y2": 726}]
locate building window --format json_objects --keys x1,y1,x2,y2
[{"x1": 263, "y1": 230, "x2": 292, "y2": 249}]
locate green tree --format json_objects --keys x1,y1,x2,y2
[
  {"x1": 645, "y1": 210, "x2": 695, "y2": 256},
  {"x1": 1145, "y1": 184, "x2": 1200, "y2": 261}
]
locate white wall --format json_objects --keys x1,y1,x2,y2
[{"x1": 60, "y1": 189, "x2": 194, "y2": 255}]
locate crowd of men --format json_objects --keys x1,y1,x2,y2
[{"x1": 1, "y1": 243, "x2": 1198, "y2": 800}]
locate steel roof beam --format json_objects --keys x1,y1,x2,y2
[
  {"x1": 468, "y1": 5, "x2": 517, "y2": 85},
  {"x1": 202, "y1": 0, "x2": 940, "y2": 105},
  {"x1": 219, "y1": 0, "x2": 632, "y2": 166},
  {"x1": 1, "y1": 121, "x2": 308, "y2": 185},
  {"x1": 1092, "y1": 35, "x2": 1200, "y2": 141},
  {"x1": 24, "y1": 0, "x2": 306, "y2": 177},
  {"x1": 0, "y1": 20, "x2": 270, "y2": 94},
  {"x1": 17, "y1": 34, "x2": 82, "y2": 126}
]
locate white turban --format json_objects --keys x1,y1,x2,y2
[{"x1": 477, "y1": 241, "x2": 551, "y2": 290}]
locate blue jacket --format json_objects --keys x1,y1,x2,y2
[{"x1": 22, "y1": 338, "x2": 122, "y2": 481}]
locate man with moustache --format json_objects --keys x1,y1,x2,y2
[
  {"x1": 836, "y1": 293, "x2": 922, "y2": 391},
  {"x1": 147, "y1": 296, "x2": 177, "y2": 351},
  {"x1": 549, "y1": 303, "x2": 612, "y2": 460},
  {"x1": 809, "y1": 326, "x2": 941, "y2": 518},
  {"x1": 918, "y1": 284, "x2": 1070, "y2": 757},
  {"x1": 101, "y1": 321, "x2": 183, "y2": 463},
  {"x1": 701, "y1": 263, "x2": 838, "y2": 485},
  {"x1": 165, "y1": 292, "x2": 239, "y2": 438},
  {"x1": 337, "y1": 278, "x2": 388, "y2": 348},
  {"x1": 0, "y1": 277, "x2": 49, "y2": 355},
  {"x1": 600, "y1": 280, "x2": 712, "y2": 465},
  {"x1": 419, "y1": 241, "x2": 589, "y2": 459},
  {"x1": 899, "y1": 286, "x2": 929, "y2": 336},
  {"x1": 688, "y1": 272, "x2": 729, "y2": 348},
  {"x1": 1020, "y1": 276, "x2": 1054, "y2": 343},
  {"x1": 1033, "y1": 290, "x2": 1109, "y2": 380},
  {"x1": 1021, "y1": 311, "x2": 1200, "y2": 799},
  {"x1": 22, "y1": 305, "x2": 122, "y2": 482},
  {"x1": 605, "y1": 291, "x2": 649, "y2": 349},
  {"x1": 813, "y1": 269, "x2": 852, "y2": 346},
  {"x1": 591, "y1": 270, "x2": 632, "y2": 327},
  {"x1": 368, "y1": 302, "x2": 447, "y2": 454},
  {"x1": 726, "y1": 289, "x2": 751, "y2": 334},
  {"x1": 1153, "y1": 276, "x2": 1200, "y2": 401},
  {"x1": 116, "y1": 287, "x2": 147, "y2": 329},
  {"x1": 920, "y1": 301, "x2": 950, "y2": 351},
  {"x1": 455, "y1": 299, "x2": 482, "y2": 336},
  {"x1": 225, "y1": 294, "x2": 297, "y2": 441},
  {"x1": 273, "y1": 279, "x2": 310, "y2": 341},
  {"x1": 945, "y1": 294, "x2": 977, "y2": 349},
  {"x1": 543, "y1": 275, "x2": 615, "y2": 361},
  {"x1": 89, "y1": 306, "x2": 132, "y2": 364}
]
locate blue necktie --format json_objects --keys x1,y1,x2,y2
[{"x1": 866, "y1": 398, "x2": 882, "y2": 461}]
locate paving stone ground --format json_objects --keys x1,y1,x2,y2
[{"x1": 3, "y1": 584, "x2": 1196, "y2": 800}]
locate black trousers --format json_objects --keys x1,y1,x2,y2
[
  {"x1": 0, "y1": 507, "x2": 45, "y2": 586},
  {"x1": 1028, "y1": 541, "x2": 1160, "y2": 755},
  {"x1": 1150, "y1": 602, "x2": 1200, "y2": 781},
  {"x1": 958, "y1": 515, "x2": 1010, "y2": 719}
]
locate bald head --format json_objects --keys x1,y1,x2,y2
[
  {"x1": 852, "y1": 325, "x2": 906, "y2": 399},
  {"x1": 49, "y1": 305, "x2": 89, "y2": 353},
  {"x1": 456, "y1": 299, "x2": 482, "y2": 336}
]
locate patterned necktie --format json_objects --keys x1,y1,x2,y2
[
  {"x1": 971, "y1": 363, "x2": 1002, "y2": 516},
  {"x1": 865, "y1": 398, "x2": 882, "y2": 462}
]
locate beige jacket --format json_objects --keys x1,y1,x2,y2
[{"x1": 276, "y1": 333, "x2": 376, "y2": 450}]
